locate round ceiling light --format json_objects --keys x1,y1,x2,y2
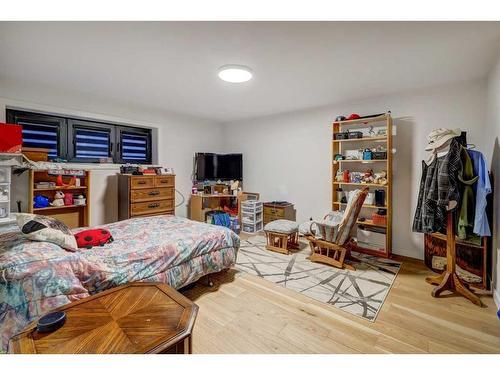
[{"x1": 217, "y1": 65, "x2": 253, "y2": 83}]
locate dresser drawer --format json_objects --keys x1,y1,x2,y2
[
  {"x1": 155, "y1": 175, "x2": 175, "y2": 187},
  {"x1": 263, "y1": 214, "x2": 281, "y2": 224},
  {"x1": 131, "y1": 188, "x2": 174, "y2": 203},
  {"x1": 130, "y1": 177, "x2": 154, "y2": 189},
  {"x1": 131, "y1": 199, "x2": 174, "y2": 216},
  {"x1": 132, "y1": 210, "x2": 175, "y2": 218},
  {"x1": 263, "y1": 206, "x2": 285, "y2": 217}
]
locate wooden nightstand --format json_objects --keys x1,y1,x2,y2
[
  {"x1": 9, "y1": 283, "x2": 198, "y2": 354},
  {"x1": 263, "y1": 202, "x2": 296, "y2": 226}
]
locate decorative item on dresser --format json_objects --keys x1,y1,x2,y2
[
  {"x1": 28, "y1": 169, "x2": 91, "y2": 229},
  {"x1": 332, "y1": 112, "x2": 393, "y2": 258},
  {"x1": 263, "y1": 201, "x2": 296, "y2": 226},
  {"x1": 118, "y1": 174, "x2": 175, "y2": 220},
  {"x1": 9, "y1": 283, "x2": 198, "y2": 354}
]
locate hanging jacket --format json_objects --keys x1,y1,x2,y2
[
  {"x1": 468, "y1": 149, "x2": 492, "y2": 237},
  {"x1": 413, "y1": 138, "x2": 462, "y2": 234},
  {"x1": 457, "y1": 146, "x2": 478, "y2": 240}
]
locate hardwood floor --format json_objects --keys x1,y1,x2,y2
[{"x1": 184, "y1": 243, "x2": 500, "y2": 354}]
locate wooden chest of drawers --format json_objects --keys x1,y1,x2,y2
[
  {"x1": 263, "y1": 203, "x2": 296, "y2": 226},
  {"x1": 118, "y1": 174, "x2": 175, "y2": 220}
]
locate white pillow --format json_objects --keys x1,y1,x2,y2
[{"x1": 16, "y1": 213, "x2": 77, "y2": 251}]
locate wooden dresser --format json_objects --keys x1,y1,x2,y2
[
  {"x1": 263, "y1": 202, "x2": 296, "y2": 226},
  {"x1": 118, "y1": 174, "x2": 175, "y2": 220}
]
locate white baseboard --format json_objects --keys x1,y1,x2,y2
[{"x1": 494, "y1": 287, "x2": 500, "y2": 310}]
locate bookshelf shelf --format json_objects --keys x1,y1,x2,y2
[{"x1": 332, "y1": 113, "x2": 392, "y2": 258}]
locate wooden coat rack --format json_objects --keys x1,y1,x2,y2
[{"x1": 425, "y1": 211, "x2": 484, "y2": 306}]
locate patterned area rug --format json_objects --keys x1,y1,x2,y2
[{"x1": 235, "y1": 235, "x2": 401, "y2": 321}]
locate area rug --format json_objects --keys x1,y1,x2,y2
[{"x1": 235, "y1": 235, "x2": 401, "y2": 321}]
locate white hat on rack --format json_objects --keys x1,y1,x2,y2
[{"x1": 424, "y1": 128, "x2": 461, "y2": 151}]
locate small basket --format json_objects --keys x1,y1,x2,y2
[
  {"x1": 372, "y1": 151, "x2": 387, "y2": 160},
  {"x1": 74, "y1": 197, "x2": 86, "y2": 206},
  {"x1": 348, "y1": 131, "x2": 363, "y2": 139},
  {"x1": 334, "y1": 132, "x2": 349, "y2": 140},
  {"x1": 372, "y1": 212, "x2": 387, "y2": 226}
]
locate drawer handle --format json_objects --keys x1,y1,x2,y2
[
  {"x1": 148, "y1": 191, "x2": 160, "y2": 196},
  {"x1": 159, "y1": 180, "x2": 168, "y2": 183},
  {"x1": 148, "y1": 203, "x2": 160, "y2": 208},
  {"x1": 137, "y1": 181, "x2": 147, "y2": 185}
]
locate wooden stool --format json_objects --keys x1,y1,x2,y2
[{"x1": 264, "y1": 220, "x2": 299, "y2": 255}]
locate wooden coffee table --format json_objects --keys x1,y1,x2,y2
[{"x1": 9, "y1": 282, "x2": 198, "y2": 354}]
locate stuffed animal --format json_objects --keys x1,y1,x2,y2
[
  {"x1": 374, "y1": 170, "x2": 388, "y2": 185},
  {"x1": 335, "y1": 170, "x2": 344, "y2": 182},
  {"x1": 33, "y1": 195, "x2": 50, "y2": 209},
  {"x1": 362, "y1": 169, "x2": 374, "y2": 183},
  {"x1": 51, "y1": 191, "x2": 65, "y2": 207},
  {"x1": 74, "y1": 228, "x2": 114, "y2": 249}
]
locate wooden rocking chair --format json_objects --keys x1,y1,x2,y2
[{"x1": 305, "y1": 188, "x2": 368, "y2": 270}]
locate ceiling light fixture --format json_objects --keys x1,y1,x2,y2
[{"x1": 217, "y1": 65, "x2": 253, "y2": 83}]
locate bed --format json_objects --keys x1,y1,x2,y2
[{"x1": 0, "y1": 215, "x2": 240, "y2": 352}]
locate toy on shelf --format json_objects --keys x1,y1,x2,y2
[
  {"x1": 64, "y1": 193, "x2": 74, "y2": 206},
  {"x1": 51, "y1": 191, "x2": 65, "y2": 207},
  {"x1": 33, "y1": 195, "x2": 50, "y2": 209},
  {"x1": 374, "y1": 170, "x2": 388, "y2": 185},
  {"x1": 74, "y1": 195, "x2": 86, "y2": 206},
  {"x1": 56, "y1": 175, "x2": 76, "y2": 187},
  {"x1": 362, "y1": 169, "x2": 374, "y2": 184},
  {"x1": 349, "y1": 171, "x2": 363, "y2": 183},
  {"x1": 335, "y1": 170, "x2": 344, "y2": 182}
]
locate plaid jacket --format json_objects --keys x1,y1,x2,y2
[{"x1": 413, "y1": 138, "x2": 462, "y2": 233}]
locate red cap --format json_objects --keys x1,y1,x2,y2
[{"x1": 346, "y1": 113, "x2": 361, "y2": 120}]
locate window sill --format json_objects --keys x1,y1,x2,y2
[{"x1": 32, "y1": 162, "x2": 122, "y2": 171}]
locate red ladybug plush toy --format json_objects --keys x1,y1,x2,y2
[{"x1": 75, "y1": 229, "x2": 114, "y2": 249}]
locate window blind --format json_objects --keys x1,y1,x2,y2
[
  {"x1": 75, "y1": 128, "x2": 111, "y2": 159},
  {"x1": 121, "y1": 132, "x2": 148, "y2": 161},
  {"x1": 18, "y1": 121, "x2": 59, "y2": 158}
]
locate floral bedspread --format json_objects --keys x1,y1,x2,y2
[{"x1": 0, "y1": 215, "x2": 239, "y2": 352}]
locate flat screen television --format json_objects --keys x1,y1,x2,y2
[{"x1": 194, "y1": 153, "x2": 242, "y2": 181}]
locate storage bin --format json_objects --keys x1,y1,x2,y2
[
  {"x1": 242, "y1": 210, "x2": 262, "y2": 223},
  {"x1": 372, "y1": 151, "x2": 387, "y2": 160},
  {"x1": 241, "y1": 201, "x2": 263, "y2": 210},
  {"x1": 333, "y1": 132, "x2": 349, "y2": 140},
  {"x1": 348, "y1": 131, "x2": 363, "y2": 139},
  {"x1": 357, "y1": 228, "x2": 386, "y2": 249},
  {"x1": 242, "y1": 221, "x2": 263, "y2": 234},
  {"x1": 372, "y1": 212, "x2": 387, "y2": 226},
  {"x1": 0, "y1": 167, "x2": 11, "y2": 183}
]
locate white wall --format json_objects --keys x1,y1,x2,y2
[
  {"x1": 1, "y1": 79, "x2": 492, "y2": 263},
  {"x1": 223, "y1": 80, "x2": 487, "y2": 259},
  {"x1": 0, "y1": 96, "x2": 224, "y2": 225},
  {"x1": 485, "y1": 56, "x2": 500, "y2": 308}
]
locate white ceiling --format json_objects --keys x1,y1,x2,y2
[{"x1": 1, "y1": 22, "x2": 500, "y2": 122}]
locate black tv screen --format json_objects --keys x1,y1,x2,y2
[
  {"x1": 195, "y1": 153, "x2": 216, "y2": 180},
  {"x1": 195, "y1": 153, "x2": 242, "y2": 181}
]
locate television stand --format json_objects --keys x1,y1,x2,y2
[{"x1": 189, "y1": 193, "x2": 239, "y2": 222}]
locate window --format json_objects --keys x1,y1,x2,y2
[
  {"x1": 6, "y1": 109, "x2": 153, "y2": 164},
  {"x1": 68, "y1": 120, "x2": 115, "y2": 163},
  {"x1": 6, "y1": 110, "x2": 66, "y2": 159},
  {"x1": 116, "y1": 126, "x2": 152, "y2": 164}
]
